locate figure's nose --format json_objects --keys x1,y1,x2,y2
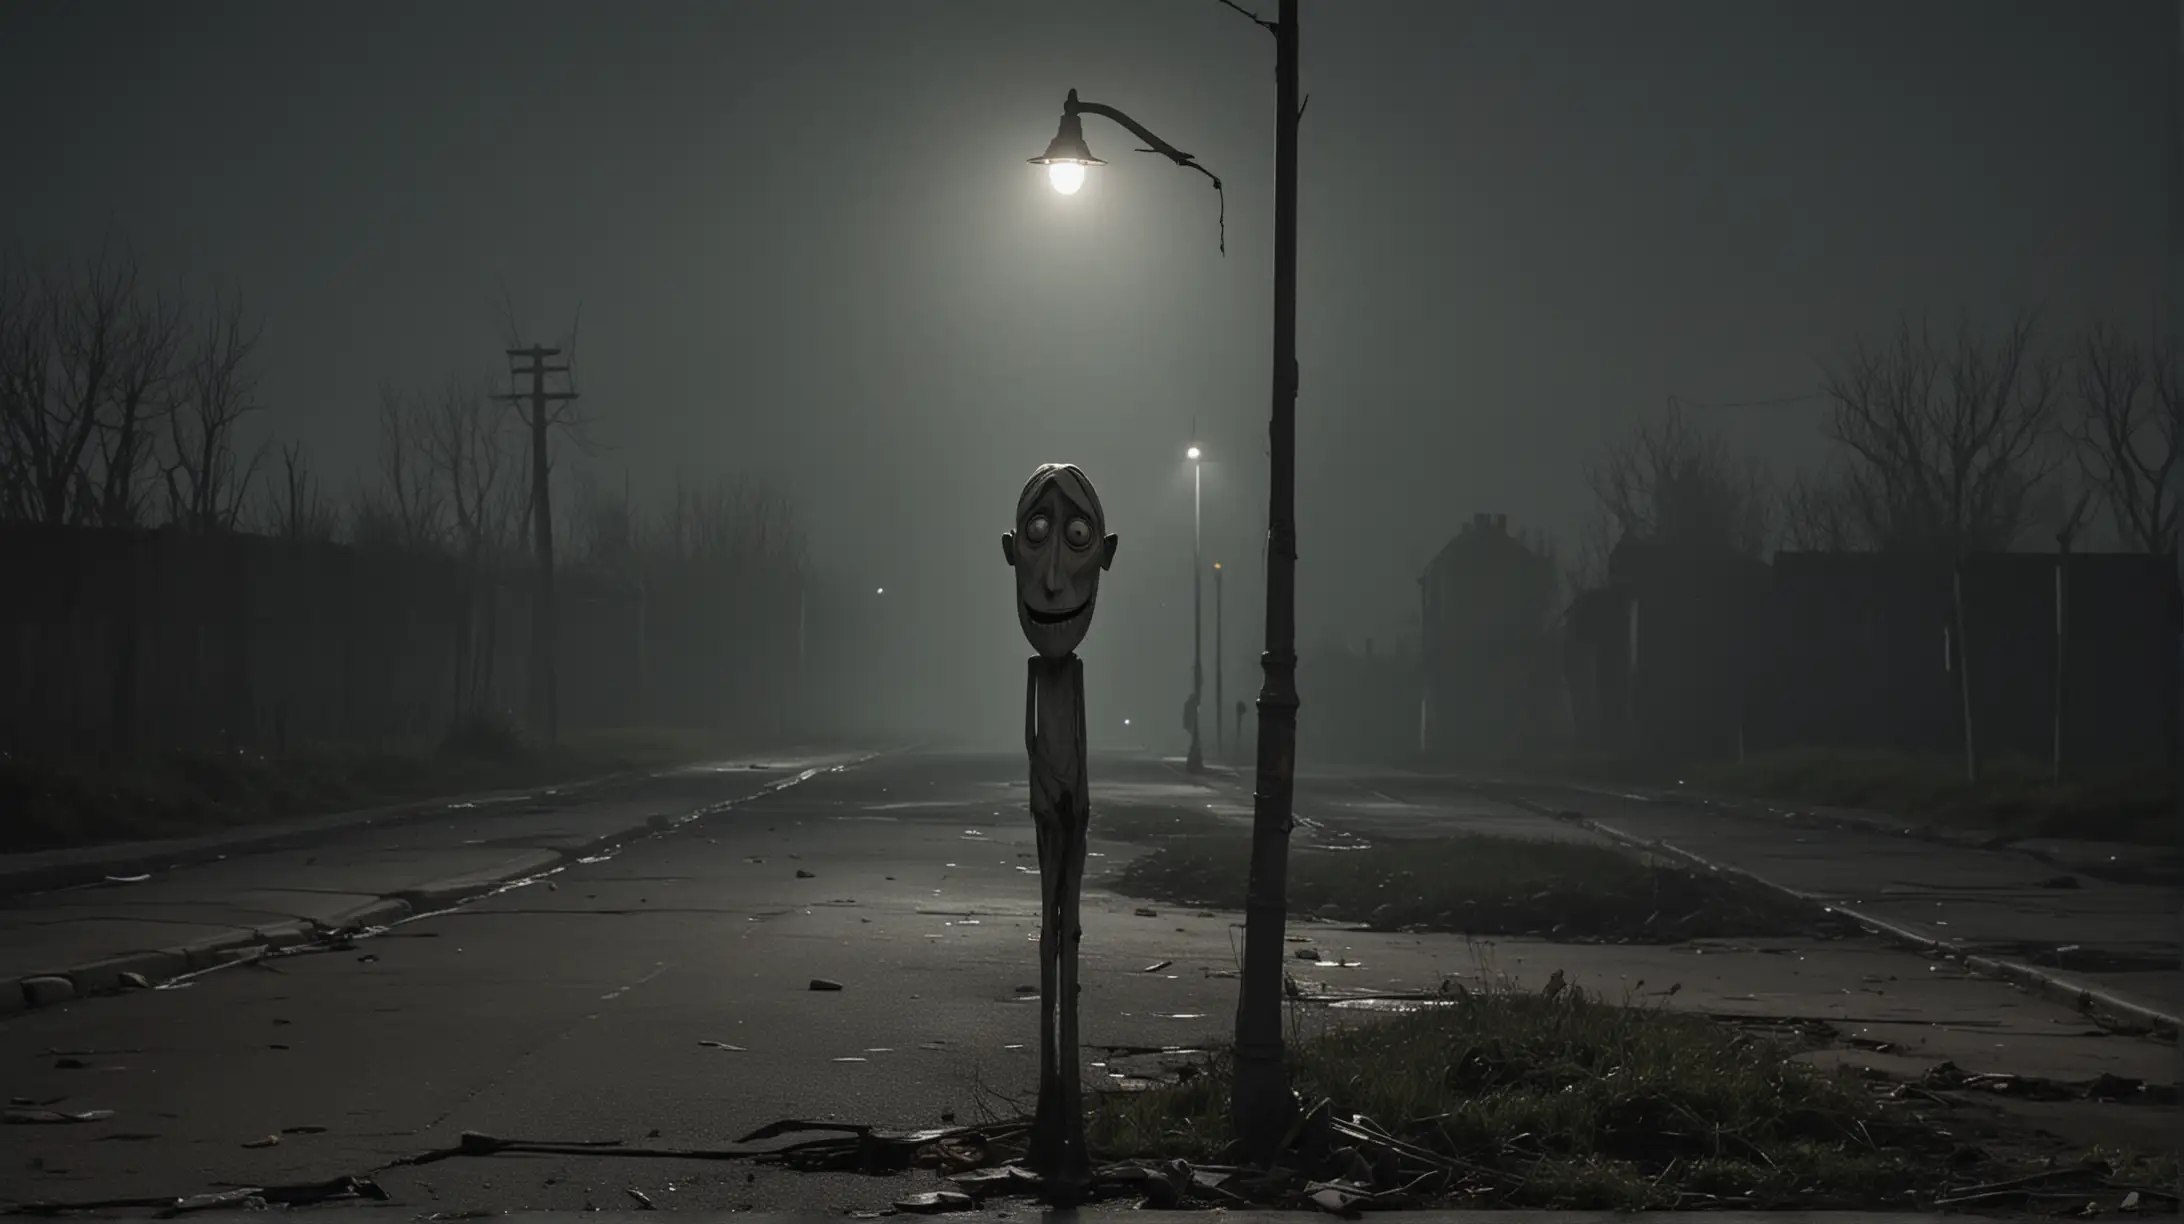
[{"x1": 1039, "y1": 546, "x2": 1068, "y2": 595}]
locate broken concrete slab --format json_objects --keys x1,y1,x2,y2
[
  {"x1": 0, "y1": 750, "x2": 887, "y2": 1015},
  {"x1": 19, "y1": 974, "x2": 74, "y2": 1007},
  {"x1": 394, "y1": 848, "x2": 566, "y2": 910},
  {"x1": 65, "y1": 948, "x2": 188, "y2": 993}
]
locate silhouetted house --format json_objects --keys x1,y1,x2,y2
[
  {"x1": 1417, "y1": 513, "x2": 1559, "y2": 759},
  {"x1": 1561, "y1": 585, "x2": 1630, "y2": 753},
  {"x1": 1562, "y1": 536, "x2": 1769, "y2": 762}
]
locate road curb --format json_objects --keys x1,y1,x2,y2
[
  {"x1": 151, "y1": 1212, "x2": 2033, "y2": 1224},
  {"x1": 0, "y1": 742, "x2": 875, "y2": 901},
  {"x1": 3, "y1": 750, "x2": 890, "y2": 1016},
  {"x1": 1540, "y1": 779, "x2": 2178, "y2": 887},
  {"x1": 1533, "y1": 804, "x2": 2181, "y2": 1041}
]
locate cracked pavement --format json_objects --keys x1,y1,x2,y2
[{"x1": 0, "y1": 750, "x2": 2174, "y2": 1213}]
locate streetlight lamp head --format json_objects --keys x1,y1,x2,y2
[
  {"x1": 1030, "y1": 107, "x2": 1105, "y2": 195},
  {"x1": 1186, "y1": 445, "x2": 1202, "y2": 460}
]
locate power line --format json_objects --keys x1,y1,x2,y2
[{"x1": 1671, "y1": 391, "x2": 1826, "y2": 411}]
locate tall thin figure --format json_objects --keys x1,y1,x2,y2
[{"x1": 1003, "y1": 463, "x2": 1118, "y2": 1198}]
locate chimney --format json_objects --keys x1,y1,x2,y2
[
  {"x1": 1495, "y1": 513, "x2": 1508, "y2": 533},
  {"x1": 1472, "y1": 512, "x2": 1491, "y2": 532}
]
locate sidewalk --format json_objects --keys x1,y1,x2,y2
[
  {"x1": 0, "y1": 748, "x2": 878, "y2": 1015},
  {"x1": 1495, "y1": 780, "x2": 2181, "y2": 1035},
  {"x1": 1176, "y1": 759, "x2": 2178, "y2": 1034}
]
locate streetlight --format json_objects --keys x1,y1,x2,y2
[
  {"x1": 1186, "y1": 441, "x2": 1206, "y2": 774},
  {"x1": 1023, "y1": 0, "x2": 1302, "y2": 1163},
  {"x1": 1213, "y1": 561, "x2": 1225, "y2": 763}
]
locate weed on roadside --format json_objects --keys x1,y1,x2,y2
[
  {"x1": 1102, "y1": 826, "x2": 1848, "y2": 941},
  {"x1": 1089, "y1": 977, "x2": 1986, "y2": 1210}
]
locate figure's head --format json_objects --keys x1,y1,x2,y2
[{"x1": 1002, "y1": 463, "x2": 1118, "y2": 658}]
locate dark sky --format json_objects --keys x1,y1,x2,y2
[{"x1": 2, "y1": 0, "x2": 2171, "y2": 744}]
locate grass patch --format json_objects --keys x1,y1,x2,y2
[
  {"x1": 0, "y1": 719, "x2": 764, "y2": 854},
  {"x1": 1683, "y1": 749, "x2": 2171, "y2": 847},
  {"x1": 1102, "y1": 823, "x2": 1843, "y2": 941},
  {"x1": 1087, "y1": 979, "x2": 2151, "y2": 1210}
]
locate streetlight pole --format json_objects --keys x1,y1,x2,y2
[
  {"x1": 1214, "y1": 561, "x2": 1225, "y2": 763},
  {"x1": 1025, "y1": 0, "x2": 1302, "y2": 1160},
  {"x1": 1188, "y1": 441, "x2": 1205, "y2": 773}
]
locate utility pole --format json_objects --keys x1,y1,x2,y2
[
  {"x1": 1231, "y1": 0, "x2": 1301, "y2": 1163},
  {"x1": 497, "y1": 346, "x2": 578, "y2": 747},
  {"x1": 2166, "y1": 4, "x2": 2182, "y2": 1195}
]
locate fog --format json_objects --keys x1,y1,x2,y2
[{"x1": 0, "y1": 0, "x2": 2170, "y2": 752}]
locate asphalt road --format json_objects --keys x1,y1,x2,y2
[
  {"x1": 3, "y1": 749, "x2": 2172, "y2": 1215},
  {"x1": 0, "y1": 750, "x2": 1260, "y2": 1214}
]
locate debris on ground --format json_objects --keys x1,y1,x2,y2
[
  {"x1": 808, "y1": 978, "x2": 843, "y2": 992},
  {"x1": 9, "y1": 1174, "x2": 387, "y2": 1215},
  {"x1": 892, "y1": 1189, "x2": 974, "y2": 1212},
  {"x1": 4, "y1": 1108, "x2": 115, "y2": 1125}
]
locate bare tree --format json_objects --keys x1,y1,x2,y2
[
  {"x1": 256, "y1": 441, "x2": 339, "y2": 542},
  {"x1": 0, "y1": 243, "x2": 141, "y2": 525},
  {"x1": 0, "y1": 254, "x2": 43, "y2": 521},
  {"x1": 95, "y1": 285, "x2": 185, "y2": 528},
  {"x1": 413, "y1": 374, "x2": 520, "y2": 717},
  {"x1": 1585, "y1": 398, "x2": 1771, "y2": 560},
  {"x1": 350, "y1": 383, "x2": 448, "y2": 549},
  {"x1": 1562, "y1": 503, "x2": 1619, "y2": 594},
  {"x1": 1819, "y1": 313, "x2": 2062, "y2": 555},
  {"x1": 421, "y1": 375, "x2": 518, "y2": 561},
  {"x1": 1777, "y1": 466, "x2": 1862, "y2": 551},
  {"x1": 161, "y1": 291, "x2": 267, "y2": 532},
  {"x1": 570, "y1": 468, "x2": 641, "y2": 571},
  {"x1": 2068, "y1": 319, "x2": 2180, "y2": 555}
]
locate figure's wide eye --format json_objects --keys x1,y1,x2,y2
[
  {"x1": 1064, "y1": 517, "x2": 1092, "y2": 548},
  {"x1": 1024, "y1": 515, "x2": 1051, "y2": 543}
]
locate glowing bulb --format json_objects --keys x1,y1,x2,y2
[
  {"x1": 1047, "y1": 161, "x2": 1086, "y2": 195},
  {"x1": 876, "y1": 587, "x2": 885, "y2": 595},
  {"x1": 1186, "y1": 445, "x2": 1201, "y2": 460}
]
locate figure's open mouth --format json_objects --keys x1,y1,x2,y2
[{"x1": 1023, "y1": 600, "x2": 1089, "y2": 625}]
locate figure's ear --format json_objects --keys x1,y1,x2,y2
[
  {"x1": 1099, "y1": 533, "x2": 1118, "y2": 571},
  {"x1": 1001, "y1": 532, "x2": 1018, "y2": 567}
]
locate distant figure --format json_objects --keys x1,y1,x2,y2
[{"x1": 1235, "y1": 698, "x2": 1247, "y2": 746}]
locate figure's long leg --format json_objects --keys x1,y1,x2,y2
[
  {"x1": 1055, "y1": 656, "x2": 1093, "y2": 1185},
  {"x1": 1031, "y1": 819, "x2": 1063, "y2": 1171},
  {"x1": 1056, "y1": 813, "x2": 1091, "y2": 1183}
]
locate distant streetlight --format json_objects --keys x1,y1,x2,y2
[{"x1": 1025, "y1": 0, "x2": 1303, "y2": 1161}]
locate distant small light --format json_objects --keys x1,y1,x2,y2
[
  {"x1": 876, "y1": 587, "x2": 885, "y2": 595},
  {"x1": 1123, "y1": 718, "x2": 1132, "y2": 727}
]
